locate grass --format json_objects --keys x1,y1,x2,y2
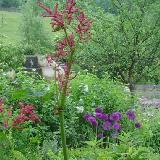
[
  {"x1": 0, "y1": 11, "x2": 21, "y2": 43},
  {"x1": 0, "y1": 11, "x2": 60, "y2": 45}
]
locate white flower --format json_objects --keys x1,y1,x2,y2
[
  {"x1": 83, "y1": 84, "x2": 89, "y2": 92},
  {"x1": 124, "y1": 86, "x2": 130, "y2": 93},
  {"x1": 76, "y1": 106, "x2": 84, "y2": 113},
  {"x1": 7, "y1": 69, "x2": 16, "y2": 80}
]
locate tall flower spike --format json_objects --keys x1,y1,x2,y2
[
  {"x1": 47, "y1": 55, "x2": 53, "y2": 63},
  {"x1": 8, "y1": 107, "x2": 13, "y2": 117},
  {"x1": 38, "y1": 1, "x2": 92, "y2": 159}
]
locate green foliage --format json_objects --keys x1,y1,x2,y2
[
  {"x1": 0, "y1": 130, "x2": 42, "y2": 160},
  {"x1": 2, "y1": 127, "x2": 159, "y2": 160},
  {"x1": 0, "y1": 132, "x2": 12, "y2": 159},
  {"x1": 122, "y1": 108, "x2": 160, "y2": 154},
  {"x1": 0, "y1": 69, "x2": 52, "y2": 102},
  {"x1": 0, "y1": 10, "x2": 57, "y2": 45},
  {"x1": 141, "y1": 65, "x2": 160, "y2": 84},
  {"x1": 0, "y1": 70, "x2": 132, "y2": 147},
  {"x1": 0, "y1": 35, "x2": 24, "y2": 70},
  {"x1": 11, "y1": 150, "x2": 27, "y2": 160},
  {"x1": 0, "y1": 66, "x2": 159, "y2": 160},
  {"x1": 141, "y1": 109, "x2": 160, "y2": 153},
  {"x1": 44, "y1": 136, "x2": 160, "y2": 160},
  {"x1": 77, "y1": 0, "x2": 160, "y2": 87},
  {"x1": 70, "y1": 73, "x2": 132, "y2": 113}
]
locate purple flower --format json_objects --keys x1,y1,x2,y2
[
  {"x1": 97, "y1": 133, "x2": 104, "y2": 139},
  {"x1": 126, "y1": 110, "x2": 136, "y2": 121},
  {"x1": 135, "y1": 122, "x2": 141, "y2": 128},
  {"x1": 88, "y1": 117, "x2": 98, "y2": 126},
  {"x1": 95, "y1": 107, "x2": 103, "y2": 113},
  {"x1": 84, "y1": 114, "x2": 92, "y2": 121},
  {"x1": 102, "y1": 121, "x2": 112, "y2": 130},
  {"x1": 84, "y1": 114, "x2": 98, "y2": 126},
  {"x1": 96, "y1": 112, "x2": 108, "y2": 121},
  {"x1": 113, "y1": 122, "x2": 121, "y2": 130},
  {"x1": 110, "y1": 112, "x2": 122, "y2": 121}
]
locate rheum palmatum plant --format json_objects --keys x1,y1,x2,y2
[{"x1": 38, "y1": 1, "x2": 92, "y2": 159}]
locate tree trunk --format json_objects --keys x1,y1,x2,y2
[
  {"x1": 129, "y1": 83, "x2": 135, "y2": 105},
  {"x1": 129, "y1": 83, "x2": 135, "y2": 94}
]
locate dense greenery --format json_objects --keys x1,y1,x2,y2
[
  {"x1": 77, "y1": 0, "x2": 160, "y2": 89},
  {"x1": 0, "y1": 70, "x2": 160, "y2": 159},
  {"x1": 0, "y1": 0, "x2": 160, "y2": 159},
  {"x1": 0, "y1": 70, "x2": 132, "y2": 145}
]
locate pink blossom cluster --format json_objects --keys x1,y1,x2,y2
[
  {"x1": 0, "y1": 100, "x2": 40, "y2": 129},
  {"x1": 13, "y1": 103, "x2": 40, "y2": 127}
]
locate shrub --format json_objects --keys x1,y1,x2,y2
[
  {"x1": 0, "y1": 35, "x2": 24, "y2": 70},
  {"x1": 70, "y1": 73, "x2": 132, "y2": 113}
]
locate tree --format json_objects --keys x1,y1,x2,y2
[
  {"x1": 78, "y1": 0, "x2": 160, "y2": 92},
  {"x1": 0, "y1": 0, "x2": 20, "y2": 8}
]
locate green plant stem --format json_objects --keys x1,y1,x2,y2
[
  {"x1": 59, "y1": 111, "x2": 68, "y2": 160},
  {"x1": 58, "y1": 27, "x2": 75, "y2": 160},
  {"x1": 58, "y1": 74, "x2": 70, "y2": 160}
]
